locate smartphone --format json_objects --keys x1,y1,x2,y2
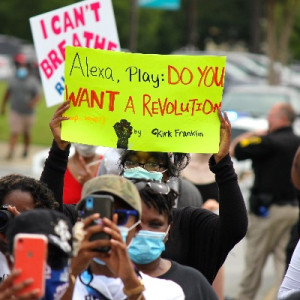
[
  {"x1": 13, "y1": 233, "x2": 48, "y2": 298},
  {"x1": 82, "y1": 194, "x2": 114, "y2": 252}
]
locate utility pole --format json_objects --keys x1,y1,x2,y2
[{"x1": 129, "y1": 0, "x2": 139, "y2": 52}]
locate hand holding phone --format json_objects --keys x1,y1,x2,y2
[
  {"x1": 80, "y1": 194, "x2": 114, "y2": 252},
  {"x1": 13, "y1": 233, "x2": 48, "y2": 298}
]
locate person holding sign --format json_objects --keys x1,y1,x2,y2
[
  {"x1": 40, "y1": 101, "x2": 247, "y2": 286},
  {"x1": 119, "y1": 109, "x2": 247, "y2": 284}
]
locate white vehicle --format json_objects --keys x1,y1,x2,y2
[
  {"x1": 222, "y1": 84, "x2": 300, "y2": 138},
  {"x1": 0, "y1": 54, "x2": 14, "y2": 80}
]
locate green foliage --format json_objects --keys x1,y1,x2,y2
[
  {"x1": 0, "y1": 0, "x2": 79, "y2": 42},
  {"x1": 1, "y1": 0, "x2": 300, "y2": 60},
  {"x1": 0, "y1": 0, "x2": 252, "y2": 54}
]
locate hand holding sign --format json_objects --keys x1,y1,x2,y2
[
  {"x1": 49, "y1": 101, "x2": 70, "y2": 150},
  {"x1": 213, "y1": 109, "x2": 231, "y2": 164}
]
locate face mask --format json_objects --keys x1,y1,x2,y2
[
  {"x1": 42, "y1": 265, "x2": 69, "y2": 300},
  {"x1": 73, "y1": 143, "x2": 97, "y2": 158},
  {"x1": 128, "y1": 227, "x2": 169, "y2": 264},
  {"x1": 16, "y1": 67, "x2": 28, "y2": 79},
  {"x1": 123, "y1": 167, "x2": 163, "y2": 182},
  {"x1": 118, "y1": 221, "x2": 141, "y2": 243}
]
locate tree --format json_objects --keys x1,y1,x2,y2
[
  {"x1": 266, "y1": 0, "x2": 300, "y2": 84},
  {"x1": 0, "y1": 1, "x2": 77, "y2": 42}
]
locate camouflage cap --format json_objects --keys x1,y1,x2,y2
[{"x1": 80, "y1": 174, "x2": 141, "y2": 218}]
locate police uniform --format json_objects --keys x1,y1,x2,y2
[{"x1": 235, "y1": 126, "x2": 300, "y2": 300}]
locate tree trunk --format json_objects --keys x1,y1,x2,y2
[
  {"x1": 266, "y1": 0, "x2": 279, "y2": 85},
  {"x1": 186, "y1": 0, "x2": 198, "y2": 47},
  {"x1": 250, "y1": 0, "x2": 262, "y2": 53},
  {"x1": 278, "y1": 0, "x2": 300, "y2": 65},
  {"x1": 129, "y1": 0, "x2": 139, "y2": 52}
]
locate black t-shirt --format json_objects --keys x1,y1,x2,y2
[{"x1": 159, "y1": 260, "x2": 218, "y2": 300}]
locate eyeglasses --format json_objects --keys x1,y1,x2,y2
[
  {"x1": 124, "y1": 160, "x2": 166, "y2": 171},
  {"x1": 114, "y1": 209, "x2": 139, "y2": 226},
  {"x1": 132, "y1": 180, "x2": 171, "y2": 195}
]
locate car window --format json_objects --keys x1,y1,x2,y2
[{"x1": 222, "y1": 92, "x2": 290, "y2": 117}]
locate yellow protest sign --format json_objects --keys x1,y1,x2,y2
[{"x1": 61, "y1": 46, "x2": 226, "y2": 153}]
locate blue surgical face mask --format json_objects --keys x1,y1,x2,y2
[
  {"x1": 128, "y1": 227, "x2": 169, "y2": 264},
  {"x1": 16, "y1": 67, "x2": 28, "y2": 79},
  {"x1": 123, "y1": 167, "x2": 163, "y2": 182},
  {"x1": 42, "y1": 264, "x2": 69, "y2": 300}
]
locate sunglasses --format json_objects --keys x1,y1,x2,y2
[
  {"x1": 114, "y1": 209, "x2": 139, "y2": 226},
  {"x1": 132, "y1": 180, "x2": 171, "y2": 195}
]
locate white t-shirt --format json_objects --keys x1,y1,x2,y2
[
  {"x1": 73, "y1": 271, "x2": 185, "y2": 299},
  {"x1": 278, "y1": 239, "x2": 300, "y2": 299},
  {"x1": 0, "y1": 252, "x2": 10, "y2": 283}
]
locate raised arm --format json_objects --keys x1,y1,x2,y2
[
  {"x1": 291, "y1": 146, "x2": 300, "y2": 190},
  {"x1": 40, "y1": 101, "x2": 71, "y2": 211},
  {"x1": 213, "y1": 109, "x2": 231, "y2": 164}
]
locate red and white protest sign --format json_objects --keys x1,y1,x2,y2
[{"x1": 30, "y1": 0, "x2": 120, "y2": 107}]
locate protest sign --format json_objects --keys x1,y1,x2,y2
[
  {"x1": 139, "y1": 0, "x2": 181, "y2": 10},
  {"x1": 30, "y1": 0, "x2": 120, "y2": 107},
  {"x1": 61, "y1": 46, "x2": 226, "y2": 153}
]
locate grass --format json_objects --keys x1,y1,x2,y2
[{"x1": 0, "y1": 80, "x2": 58, "y2": 146}]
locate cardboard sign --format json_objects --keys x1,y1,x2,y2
[
  {"x1": 61, "y1": 46, "x2": 226, "y2": 153},
  {"x1": 30, "y1": 0, "x2": 120, "y2": 107}
]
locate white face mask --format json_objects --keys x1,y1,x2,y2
[
  {"x1": 118, "y1": 220, "x2": 141, "y2": 244},
  {"x1": 93, "y1": 257, "x2": 106, "y2": 265},
  {"x1": 73, "y1": 143, "x2": 97, "y2": 158}
]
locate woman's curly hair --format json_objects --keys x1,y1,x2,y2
[
  {"x1": 119, "y1": 150, "x2": 190, "y2": 177},
  {"x1": 137, "y1": 183, "x2": 178, "y2": 224},
  {"x1": 0, "y1": 174, "x2": 58, "y2": 209}
]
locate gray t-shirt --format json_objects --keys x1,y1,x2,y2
[{"x1": 8, "y1": 75, "x2": 41, "y2": 115}]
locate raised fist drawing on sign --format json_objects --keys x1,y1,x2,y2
[{"x1": 113, "y1": 119, "x2": 133, "y2": 149}]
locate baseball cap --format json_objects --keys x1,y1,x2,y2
[
  {"x1": 14, "y1": 53, "x2": 27, "y2": 64},
  {"x1": 6, "y1": 209, "x2": 72, "y2": 256},
  {"x1": 79, "y1": 174, "x2": 142, "y2": 218}
]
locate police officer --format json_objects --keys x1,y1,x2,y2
[{"x1": 231, "y1": 102, "x2": 300, "y2": 300}]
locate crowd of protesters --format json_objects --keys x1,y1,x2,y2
[{"x1": 0, "y1": 72, "x2": 300, "y2": 300}]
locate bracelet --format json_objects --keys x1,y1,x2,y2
[
  {"x1": 69, "y1": 273, "x2": 76, "y2": 285},
  {"x1": 123, "y1": 279, "x2": 145, "y2": 297}
]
